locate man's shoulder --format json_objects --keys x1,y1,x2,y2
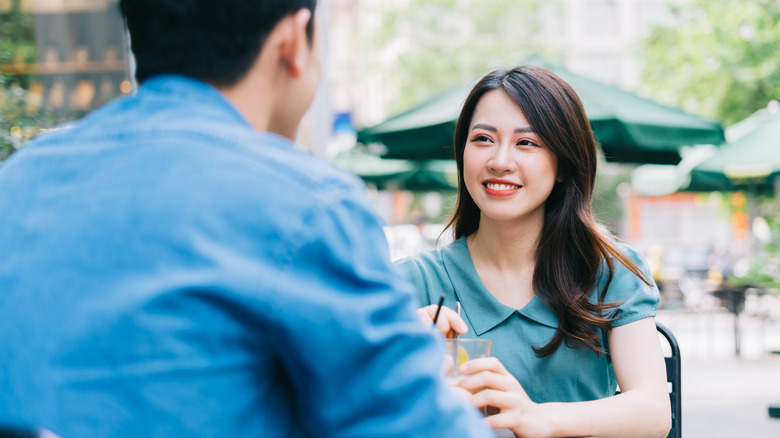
[
  {"x1": 162, "y1": 130, "x2": 369, "y2": 217},
  {"x1": 248, "y1": 137, "x2": 365, "y2": 194},
  {"x1": 26, "y1": 96, "x2": 363, "y2": 202}
]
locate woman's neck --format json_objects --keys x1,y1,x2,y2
[
  {"x1": 467, "y1": 214, "x2": 543, "y2": 272},
  {"x1": 465, "y1": 214, "x2": 544, "y2": 309}
]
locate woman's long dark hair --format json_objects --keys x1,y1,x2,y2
[{"x1": 447, "y1": 66, "x2": 651, "y2": 357}]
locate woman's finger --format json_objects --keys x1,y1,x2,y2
[
  {"x1": 471, "y1": 387, "x2": 530, "y2": 411},
  {"x1": 419, "y1": 305, "x2": 468, "y2": 337},
  {"x1": 435, "y1": 307, "x2": 468, "y2": 335},
  {"x1": 441, "y1": 353, "x2": 454, "y2": 375},
  {"x1": 416, "y1": 308, "x2": 434, "y2": 326},
  {"x1": 457, "y1": 369, "x2": 519, "y2": 395},
  {"x1": 481, "y1": 396, "x2": 547, "y2": 438},
  {"x1": 458, "y1": 356, "x2": 510, "y2": 376},
  {"x1": 445, "y1": 382, "x2": 475, "y2": 404}
]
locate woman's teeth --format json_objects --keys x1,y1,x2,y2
[{"x1": 485, "y1": 183, "x2": 519, "y2": 190}]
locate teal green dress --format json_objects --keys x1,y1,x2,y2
[{"x1": 395, "y1": 236, "x2": 660, "y2": 403}]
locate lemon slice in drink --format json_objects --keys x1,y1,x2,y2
[{"x1": 457, "y1": 346, "x2": 469, "y2": 367}]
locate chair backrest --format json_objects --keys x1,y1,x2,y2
[
  {"x1": 656, "y1": 321, "x2": 681, "y2": 438},
  {"x1": 0, "y1": 427, "x2": 60, "y2": 438},
  {"x1": 0, "y1": 429, "x2": 37, "y2": 438}
]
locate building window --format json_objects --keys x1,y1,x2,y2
[{"x1": 1, "y1": 0, "x2": 132, "y2": 157}]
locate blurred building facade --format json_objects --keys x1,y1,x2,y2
[
  {"x1": 324, "y1": 0, "x2": 685, "y2": 130},
  {"x1": 0, "y1": 0, "x2": 133, "y2": 118},
  {"x1": 540, "y1": 0, "x2": 679, "y2": 89}
]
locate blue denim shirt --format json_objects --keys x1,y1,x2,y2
[{"x1": 0, "y1": 76, "x2": 493, "y2": 438}]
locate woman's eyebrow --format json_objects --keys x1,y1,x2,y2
[
  {"x1": 471, "y1": 124, "x2": 536, "y2": 133},
  {"x1": 471, "y1": 123, "x2": 496, "y2": 132}
]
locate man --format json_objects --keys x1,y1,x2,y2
[{"x1": 0, "y1": 1, "x2": 493, "y2": 436}]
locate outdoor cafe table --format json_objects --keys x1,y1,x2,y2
[{"x1": 708, "y1": 285, "x2": 772, "y2": 356}]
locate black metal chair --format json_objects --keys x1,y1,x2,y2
[
  {"x1": 656, "y1": 321, "x2": 681, "y2": 438},
  {"x1": 0, "y1": 429, "x2": 36, "y2": 438},
  {"x1": 0, "y1": 427, "x2": 60, "y2": 438}
]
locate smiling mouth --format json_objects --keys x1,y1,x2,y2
[{"x1": 484, "y1": 182, "x2": 521, "y2": 191}]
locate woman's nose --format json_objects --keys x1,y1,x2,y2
[{"x1": 488, "y1": 143, "x2": 514, "y2": 172}]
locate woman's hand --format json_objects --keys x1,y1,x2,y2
[
  {"x1": 416, "y1": 305, "x2": 468, "y2": 338},
  {"x1": 457, "y1": 357, "x2": 552, "y2": 438}
]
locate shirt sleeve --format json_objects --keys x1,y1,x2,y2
[
  {"x1": 605, "y1": 243, "x2": 661, "y2": 327},
  {"x1": 268, "y1": 189, "x2": 492, "y2": 438},
  {"x1": 393, "y1": 256, "x2": 433, "y2": 307}
]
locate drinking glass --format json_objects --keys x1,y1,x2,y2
[{"x1": 445, "y1": 338, "x2": 492, "y2": 384}]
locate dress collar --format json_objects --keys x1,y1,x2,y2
[{"x1": 441, "y1": 236, "x2": 559, "y2": 335}]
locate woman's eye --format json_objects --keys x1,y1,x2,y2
[
  {"x1": 517, "y1": 139, "x2": 538, "y2": 147},
  {"x1": 471, "y1": 135, "x2": 491, "y2": 143}
]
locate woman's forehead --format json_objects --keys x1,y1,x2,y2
[{"x1": 470, "y1": 89, "x2": 531, "y2": 128}]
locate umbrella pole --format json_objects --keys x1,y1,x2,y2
[
  {"x1": 775, "y1": 176, "x2": 780, "y2": 212},
  {"x1": 747, "y1": 184, "x2": 759, "y2": 261}
]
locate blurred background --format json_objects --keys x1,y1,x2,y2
[{"x1": 1, "y1": 0, "x2": 779, "y2": 436}]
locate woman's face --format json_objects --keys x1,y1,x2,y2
[{"x1": 463, "y1": 89, "x2": 559, "y2": 226}]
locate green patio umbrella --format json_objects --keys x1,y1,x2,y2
[
  {"x1": 629, "y1": 104, "x2": 780, "y2": 286},
  {"x1": 358, "y1": 58, "x2": 725, "y2": 165},
  {"x1": 631, "y1": 103, "x2": 780, "y2": 195},
  {"x1": 333, "y1": 150, "x2": 457, "y2": 191},
  {"x1": 686, "y1": 103, "x2": 780, "y2": 192},
  {"x1": 683, "y1": 103, "x2": 780, "y2": 271},
  {"x1": 331, "y1": 151, "x2": 415, "y2": 188},
  {"x1": 400, "y1": 159, "x2": 458, "y2": 191}
]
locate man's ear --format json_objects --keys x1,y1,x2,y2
[{"x1": 278, "y1": 8, "x2": 313, "y2": 79}]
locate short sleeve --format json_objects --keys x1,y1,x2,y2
[
  {"x1": 603, "y1": 243, "x2": 661, "y2": 327},
  {"x1": 394, "y1": 256, "x2": 433, "y2": 307}
]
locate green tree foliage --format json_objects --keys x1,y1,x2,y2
[
  {"x1": 0, "y1": 0, "x2": 36, "y2": 76},
  {"x1": 730, "y1": 213, "x2": 780, "y2": 290},
  {"x1": 1, "y1": 74, "x2": 69, "y2": 161},
  {"x1": 1, "y1": 0, "x2": 36, "y2": 160},
  {"x1": 1, "y1": 2, "x2": 69, "y2": 162},
  {"x1": 639, "y1": 0, "x2": 780, "y2": 126},
  {"x1": 0, "y1": 75, "x2": 22, "y2": 161},
  {"x1": 357, "y1": 0, "x2": 550, "y2": 117}
]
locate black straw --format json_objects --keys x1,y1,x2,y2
[{"x1": 431, "y1": 293, "x2": 446, "y2": 327}]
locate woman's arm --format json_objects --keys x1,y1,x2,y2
[{"x1": 460, "y1": 317, "x2": 671, "y2": 438}]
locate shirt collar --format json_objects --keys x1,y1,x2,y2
[
  {"x1": 140, "y1": 74, "x2": 254, "y2": 130},
  {"x1": 441, "y1": 236, "x2": 559, "y2": 335},
  {"x1": 136, "y1": 74, "x2": 300, "y2": 152}
]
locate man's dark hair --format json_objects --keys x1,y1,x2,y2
[{"x1": 120, "y1": 0, "x2": 317, "y2": 86}]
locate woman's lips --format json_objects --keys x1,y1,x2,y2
[{"x1": 483, "y1": 180, "x2": 521, "y2": 197}]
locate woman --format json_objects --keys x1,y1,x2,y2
[{"x1": 396, "y1": 66, "x2": 671, "y2": 437}]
